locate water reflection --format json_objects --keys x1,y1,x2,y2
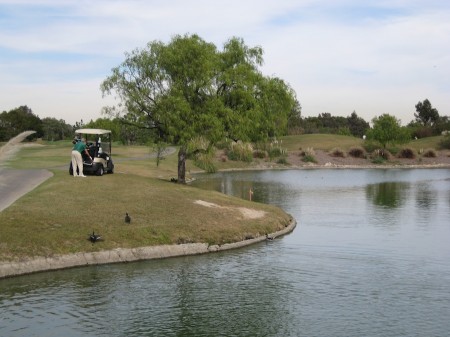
[{"x1": 365, "y1": 182, "x2": 408, "y2": 208}]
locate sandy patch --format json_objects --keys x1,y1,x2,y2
[
  {"x1": 237, "y1": 207, "x2": 266, "y2": 219},
  {"x1": 194, "y1": 200, "x2": 220, "y2": 208},
  {"x1": 194, "y1": 200, "x2": 266, "y2": 219}
]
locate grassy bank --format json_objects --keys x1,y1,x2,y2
[{"x1": 0, "y1": 142, "x2": 291, "y2": 262}]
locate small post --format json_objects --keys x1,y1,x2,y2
[{"x1": 249, "y1": 188, "x2": 253, "y2": 201}]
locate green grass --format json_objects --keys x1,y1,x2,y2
[
  {"x1": 0, "y1": 143, "x2": 291, "y2": 261},
  {"x1": 280, "y1": 134, "x2": 364, "y2": 151}
]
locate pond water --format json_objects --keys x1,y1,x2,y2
[{"x1": 1, "y1": 168, "x2": 450, "y2": 337}]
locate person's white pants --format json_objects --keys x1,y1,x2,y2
[{"x1": 71, "y1": 150, "x2": 83, "y2": 176}]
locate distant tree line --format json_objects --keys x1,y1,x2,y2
[{"x1": 2, "y1": 98, "x2": 448, "y2": 146}]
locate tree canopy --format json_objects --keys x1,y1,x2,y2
[
  {"x1": 0, "y1": 106, "x2": 44, "y2": 141},
  {"x1": 367, "y1": 114, "x2": 410, "y2": 148},
  {"x1": 415, "y1": 99, "x2": 439, "y2": 126},
  {"x1": 101, "y1": 34, "x2": 297, "y2": 182}
]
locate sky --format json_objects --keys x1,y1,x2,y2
[{"x1": 1, "y1": 0, "x2": 449, "y2": 126}]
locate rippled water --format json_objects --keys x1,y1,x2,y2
[{"x1": 1, "y1": 169, "x2": 450, "y2": 337}]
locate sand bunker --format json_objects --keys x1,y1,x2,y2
[{"x1": 194, "y1": 200, "x2": 266, "y2": 219}]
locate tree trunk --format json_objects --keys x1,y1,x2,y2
[{"x1": 177, "y1": 145, "x2": 187, "y2": 184}]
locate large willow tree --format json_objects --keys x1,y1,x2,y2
[{"x1": 101, "y1": 34, "x2": 297, "y2": 183}]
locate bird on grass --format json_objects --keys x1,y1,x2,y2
[
  {"x1": 89, "y1": 231, "x2": 102, "y2": 243},
  {"x1": 125, "y1": 212, "x2": 131, "y2": 224}
]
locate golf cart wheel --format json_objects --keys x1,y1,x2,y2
[
  {"x1": 107, "y1": 162, "x2": 114, "y2": 174},
  {"x1": 69, "y1": 163, "x2": 74, "y2": 175},
  {"x1": 96, "y1": 166, "x2": 104, "y2": 176}
]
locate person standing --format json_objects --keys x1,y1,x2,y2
[{"x1": 71, "y1": 137, "x2": 91, "y2": 177}]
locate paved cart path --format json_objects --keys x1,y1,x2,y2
[{"x1": 0, "y1": 168, "x2": 53, "y2": 212}]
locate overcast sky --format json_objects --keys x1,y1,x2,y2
[{"x1": 1, "y1": 0, "x2": 449, "y2": 125}]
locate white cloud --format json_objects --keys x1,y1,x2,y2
[{"x1": 0, "y1": 0, "x2": 449, "y2": 125}]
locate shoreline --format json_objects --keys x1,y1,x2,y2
[{"x1": 0, "y1": 218, "x2": 296, "y2": 279}]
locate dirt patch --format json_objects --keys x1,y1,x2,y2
[{"x1": 194, "y1": 200, "x2": 266, "y2": 219}]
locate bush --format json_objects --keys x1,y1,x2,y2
[
  {"x1": 398, "y1": 148, "x2": 416, "y2": 159},
  {"x1": 423, "y1": 149, "x2": 437, "y2": 158},
  {"x1": 226, "y1": 141, "x2": 253, "y2": 162},
  {"x1": 193, "y1": 152, "x2": 217, "y2": 173},
  {"x1": 253, "y1": 149, "x2": 267, "y2": 159},
  {"x1": 329, "y1": 147, "x2": 345, "y2": 157},
  {"x1": 299, "y1": 147, "x2": 315, "y2": 156},
  {"x1": 276, "y1": 157, "x2": 290, "y2": 165},
  {"x1": 348, "y1": 147, "x2": 366, "y2": 158},
  {"x1": 302, "y1": 154, "x2": 317, "y2": 163},
  {"x1": 371, "y1": 156, "x2": 386, "y2": 164},
  {"x1": 371, "y1": 148, "x2": 392, "y2": 161}
]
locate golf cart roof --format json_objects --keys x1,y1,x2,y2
[{"x1": 75, "y1": 128, "x2": 111, "y2": 135}]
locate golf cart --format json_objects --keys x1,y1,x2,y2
[{"x1": 69, "y1": 128, "x2": 114, "y2": 176}]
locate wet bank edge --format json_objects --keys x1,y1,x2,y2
[{"x1": 0, "y1": 218, "x2": 296, "y2": 279}]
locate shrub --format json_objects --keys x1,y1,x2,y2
[
  {"x1": 348, "y1": 147, "x2": 366, "y2": 159},
  {"x1": 267, "y1": 138, "x2": 287, "y2": 160},
  {"x1": 302, "y1": 154, "x2": 317, "y2": 163},
  {"x1": 423, "y1": 149, "x2": 437, "y2": 158},
  {"x1": 329, "y1": 147, "x2": 345, "y2": 157},
  {"x1": 371, "y1": 148, "x2": 392, "y2": 161},
  {"x1": 268, "y1": 146, "x2": 286, "y2": 159},
  {"x1": 299, "y1": 147, "x2": 316, "y2": 163},
  {"x1": 226, "y1": 141, "x2": 253, "y2": 162},
  {"x1": 193, "y1": 152, "x2": 217, "y2": 173},
  {"x1": 299, "y1": 147, "x2": 315, "y2": 156},
  {"x1": 398, "y1": 148, "x2": 416, "y2": 159},
  {"x1": 253, "y1": 149, "x2": 267, "y2": 159},
  {"x1": 276, "y1": 157, "x2": 290, "y2": 165},
  {"x1": 371, "y1": 156, "x2": 386, "y2": 164}
]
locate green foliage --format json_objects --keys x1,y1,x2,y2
[
  {"x1": 287, "y1": 100, "x2": 302, "y2": 135},
  {"x1": 267, "y1": 138, "x2": 287, "y2": 160},
  {"x1": 295, "y1": 111, "x2": 369, "y2": 137},
  {"x1": 253, "y1": 149, "x2": 267, "y2": 159},
  {"x1": 362, "y1": 140, "x2": 379, "y2": 153},
  {"x1": 347, "y1": 111, "x2": 370, "y2": 138},
  {"x1": 366, "y1": 114, "x2": 411, "y2": 148},
  {"x1": 193, "y1": 152, "x2": 217, "y2": 173},
  {"x1": 0, "y1": 106, "x2": 43, "y2": 141},
  {"x1": 276, "y1": 157, "x2": 289, "y2": 165},
  {"x1": 337, "y1": 127, "x2": 352, "y2": 136},
  {"x1": 302, "y1": 154, "x2": 317, "y2": 163},
  {"x1": 41, "y1": 117, "x2": 73, "y2": 141},
  {"x1": 101, "y1": 34, "x2": 297, "y2": 181},
  {"x1": 226, "y1": 141, "x2": 253, "y2": 162},
  {"x1": 299, "y1": 147, "x2": 317, "y2": 163},
  {"x1": 415, "y1": 99, "x2": 439, "y2": 126}
]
